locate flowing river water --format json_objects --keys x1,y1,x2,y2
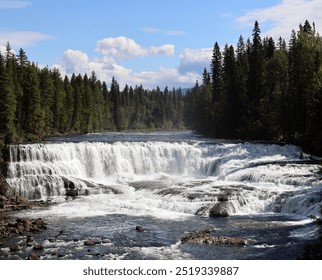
[{"x1": 1, "y1": 131, "x2": 322, "y2": 259}]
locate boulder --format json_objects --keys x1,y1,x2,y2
[
  {"x1": 135, "y1": 226, "x2": 145, "y2": 232},
  {"x1": 27, "y1": 253, "x2": 39, "y2": 260},
  {"x1": 209, "y1": 202, "x2": 230, "y2": 217},
  {"x1": 84, "y1": 239, "x2": 97, "y2": 246},
  {"x1": 33, "y1": 243, "x2": 44, "y2": 250},
  {"x1": 0, "y1": 195, "x2": 9, "y2": 208},
  {"x1": 9, "y1": 244, "x2": 20, "y2": 252},
  {"x1": 65, "y1": 189, "x2": 79, "y2": 198},
  {"x1": 195, "y1": 205, "x2": 210, "y2": 216},
  {"x1": 33, "y1": 218, "x2": 45, "y2": 226},
  {"x1": 31, "y1": 218, "x2": 47, "y2": 232},
  {"x1": 181, "y1": 228, "x2": 246, "y2": 245}
]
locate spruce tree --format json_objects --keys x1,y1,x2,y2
[
  {"x1": 211, "y1": 42, "x2": 222, "y2": 103},
  {"x1": 0, "y1": 52, "x2": 17, "y2": 143},
  {"x1": 23, "y1": 63, "x2": 44, "y2": 137},
  {"x1": 247, "y1": 21, "x2": 265, "y2": 137}
]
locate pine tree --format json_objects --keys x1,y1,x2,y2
[
  {"x1": 70, "y1": 74, "x2": 83, "y2": 131},
  {"x1": 39, "y1": 68, "x2": 55, "y2": 133},
  {"x1": 211, "y1": 42, "x2": 222, "y2": 103},
  {"x1": 247, "y1": 21, "x2": 265, "y2": 137},
  {"x1": 82, "y1": 74, "x2": 93, "y2": 132},
  {"x1": 235, "y1": 35, "x2": 249, "y2": 137},
  {"x1": 63, "y1": 75, "x2": 74, "y2": 131},
  {"x1": 23, "y1": 63, "x2": 44, "y2": 137},
  {"x1": 0, "y1": 52, "x2": 17, "y2": 143},
  {"x1": 110, "y1": 77, "x2": 120, "y2": 130},
  {"x1": 221, "y1": 44, "x2": 239, "y2": 137}
]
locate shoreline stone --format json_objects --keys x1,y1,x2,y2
[
  {"x1": 1, "y1": 194, "x2": 50, "y2": 240},
  {"x1": 0, "y1": 217, "x2": 47, "y2": 239}
]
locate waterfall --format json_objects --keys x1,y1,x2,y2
[{"x1": 6, "y1": 139, "x2": 322, "y2": 217}]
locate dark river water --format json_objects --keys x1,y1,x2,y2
[{"x1": 1, "y1": 131, "x2": 321, "y2": 260}]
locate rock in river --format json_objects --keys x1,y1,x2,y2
[{"x1": 181, "y1": 229, "x2": 246, "y2": 245}]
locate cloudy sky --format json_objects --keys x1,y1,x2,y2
[{"x1": 1, "y1": 0, "x2": 322, "y2": 89}]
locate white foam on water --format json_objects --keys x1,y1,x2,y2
[
  {"x1": 6, "y1": 136, "x2": 322, "y2": 219},
  {"x1": 135, "y1": 241, "x2": 192, "y2": 260}
]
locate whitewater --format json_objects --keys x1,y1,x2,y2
[{"x1": 1, "y1": 131, "x2": 322, "y2": 259}]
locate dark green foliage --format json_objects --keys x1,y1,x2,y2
[
  {"x1": 23, "y1": 63, "x2": 44, "y2": 136},
  {"x1": 0, "y1": 50, "x2": 17, "y2": 144},
  {"x1": 1, "y1": 20, "x2": 322, "y2": 156},
  {"x1": 0, "y1": 48, "x2": 185, "y2": 143},
  {"x1": 211, "y1": 42, "x2": 223, "y2": 104},
  {"x1": 185, "y1": 20, "x2": 322, "y2": 155}
]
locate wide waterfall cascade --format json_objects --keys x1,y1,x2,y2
[{"x1": 6, "y1": 137, "x2": 322, "y2": 218}]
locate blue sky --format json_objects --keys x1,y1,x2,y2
[{"x1": 1, "y1": 0, "x2": 322, "y2": 89}]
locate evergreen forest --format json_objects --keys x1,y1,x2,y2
[
  {"x1": 1, "y1": 20, "x2": 322, "y2": 155},
  {"x1": 185, "y1": 20, "x2": 322, "y2": 155},
  {"x1": 0, "y1": 45, "x2": 185, "y2": 147}
]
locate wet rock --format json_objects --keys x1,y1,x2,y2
[
  {"x1": 47, "y1": 237, "x2": 56, "y2": 243},
  {"x1": 33, "y1": 218, "x2": 45, "y2": 226},
  {"x1": 18, "y1": 224, "x2": 27, "y2": 233},
  {"x1": 84, "y1": 189, "x2": 90, "y2": 196},
  {"x1": 27, "y1": 253, "x2": 39, "y2": 260},
  {"x1": 26, "y1": 235, "x2": 34, "y2": 243},
  {"x1": 31, "y1": 218, "x2": 47, "y2": 232},
  {"x1": 0, "y1": 195, "x2": 9, "y2": 208},
  {"x1": 65, "y1": 189, "x2": 79, "y2": 198},
  {"x1": 56, "y1": 229, "x2": 67, "y2": 237},
  {"x1": 209, "y1": 203, "x2": 230, "y2": 217},
  {"x1": 181, "y1": 228, "x2": 246, "y2": 245},
  {"x1": 195, "y1": 205, "x2": 210, "y2": 216},
  {"x1": 84, "y1": 239, "x2": 97, "y2": 246},
  {"x1": 15, "y1": 196, "x2": 30, "y2": 205},
  {"x1": 10, "y1": 227, "x2": 19, "y2": 234},
  {"x1": 9, "y1": 244, "x2": 20, "y2": 252},
  {"x1": 217, "y1": 193, "x2": 230, "y2": 202},
  {"x1": 1, "y1": 217, "x2": 47, "y2": 239},
  {"x1": 33, "y1": 243, "x2": 44, "y2": 250},
  {"x1": 135, "y1": 226, "x2": 145, "y2": 232}
]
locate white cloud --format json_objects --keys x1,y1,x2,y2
[
  {"x1": 0, "y1": 31, "x2": 55, "y2": 47},
  {"x1": 236, "y1": 0, "x2": 322, "y2": 40},
  {"x1": 58, "y1": 49, "x2": 90, "y2": 74},
  {"x1": 95, "y1": 36, "x2": 175, "y2": 62},
  {"x1": 0, "y1": 0, "x2": 31, "y2": 9},
  {"x1": 179, "y1": 48, "x2": 212, "y2": 74},
  {"x1": 52, "y1": 36, "x2": 208, "y2": 89},
  {"x1": 53, "y1": 46, "x2": 201, "y2": 89}
]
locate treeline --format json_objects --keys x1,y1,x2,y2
[
  {"x1": 2, "y1": 20, "x2": 322, "y2": 156},
  {"x1": 185, "y1": 20, "x2": 322, "y2": 155},
  {"x1": 0, "y1": 44, "x2": 184, "y2": 146}
]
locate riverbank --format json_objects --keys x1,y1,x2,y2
[{"x1": 0, "y1": 195, "x2": 50, "y2": 238}]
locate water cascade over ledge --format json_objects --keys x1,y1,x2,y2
[{"x1": 6, "y1": 132, "x2": 322, "y2": 218}]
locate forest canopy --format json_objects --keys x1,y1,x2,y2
[
  {"x1": 0, "y1": 45, "x2": 185, "y2": 146},
  {"x1": 1, "y1": 20, "x2": 322, "y2": 155},
  {"x1": 184, "y1": 20, "x2": 322, "y2": 155}
]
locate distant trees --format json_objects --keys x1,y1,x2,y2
[
  {"x1": 184, "y1": 20, "x2": 322, "y2": 155},
  {"x1": 0, "y1": 44, "x2": 185, "y2": 148},
  {"x1": 1, "y1": 20, "x2": 322, "y2": 156}
]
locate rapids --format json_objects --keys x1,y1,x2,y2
[{"x1": 1, "y1": 131, "x2": 322, "y2": 259}]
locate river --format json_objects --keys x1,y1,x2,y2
[{"x1": 1, "y1": 131, "x2": 322, "y2": 259}]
